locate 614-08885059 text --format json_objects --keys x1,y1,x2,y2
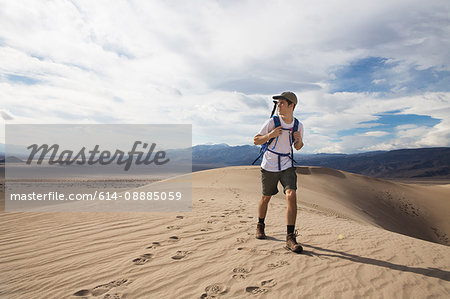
[{"x1": 101, "y1": 191, "x2": 182, "y2": 201}]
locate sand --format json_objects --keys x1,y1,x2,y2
[{"x1": 0, "y1": 166, "x2": 449, "y2": 298}]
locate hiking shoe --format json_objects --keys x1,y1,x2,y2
[
  {"x1": 286, "y1": 232, "x2": 303, "y2": 253},
  {"x1": 256, "y1": 223, "x2": 266, "y2": 239}
]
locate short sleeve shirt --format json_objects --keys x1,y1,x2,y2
[{"x1": 257, "y1": 117, "x2": 304, "y2": 172}]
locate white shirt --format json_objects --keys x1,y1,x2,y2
[{"x1": 257, "y1": 116, "x2": 304, "y2": 172}]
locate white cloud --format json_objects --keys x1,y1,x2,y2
[
  {"x1": 363, "y1": 131, "x2": 389, "y2": 137},
  {"x1": 0, "y1": 0, "x2": 449, "y2": 152},
  {"x1": 360, "y1": 125, "x2": 432, "y2": 152},
  {"x1": 297, "y1": 91, "x2": 450, "y2": 153}
]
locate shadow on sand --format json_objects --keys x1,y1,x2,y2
[{"x1": 301, "y1": 244, "x2": 450, "y2": 282}]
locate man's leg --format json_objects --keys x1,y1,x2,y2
[
  {"x1": 280, "y1": 168, "x2": 303, "y2": 253},
  {"x1": 258, "y1": 195, "x2": 272, "y2": 220},
  {"x1": 286, "y1": 189, "x2": 297, "y2": 226},
  {"x1": 257, "y1": 168, "x2": 279, "y2": 239},
  {"x1": 256, "y1": 195, "x2": 271, "y2": 239},
  {"x1": 280, "y1": 168, "x2": 298, "y2": 231},
  {"x1": 285, "y1": 188, "x2": 302, "y2": 252}
]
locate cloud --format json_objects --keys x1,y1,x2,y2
[
  {"x1": 362, "y1": 131, "x2": 390, "y2": 137},
  {"x1": 0, "y1": 0, "x2": 449, "y2": 152},
  {"x1": 216, "y1": 77, "x2": 321, "y2": 94},
  {"x1": 329, "y1": 57, "x2": 450, "y2": 94},
  {"x1": 296, "y1": 91, "x2": 449, "y2": 153}
]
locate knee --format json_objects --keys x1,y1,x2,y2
[
  {"x1": 261, "y1": 195, "x2": 271, "y2": 203},
  {"x1": 286, "y1": 189, "x2": 296, "y2": 199}
]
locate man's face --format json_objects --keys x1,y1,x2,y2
[{"x1": 277, "y1": 99, "x2": 293, "y2": 116}]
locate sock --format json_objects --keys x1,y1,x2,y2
[
  {"x1": 287, "y1": 225, "x2": 295, "y2": 235},
  {"x1": 258, "y1": 218, "x2": 265, "y2": 224}
]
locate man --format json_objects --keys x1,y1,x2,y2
[{"x1": 253, "y1": 91, "x2": 304, "y2": 253}]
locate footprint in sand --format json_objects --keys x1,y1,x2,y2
[
  {"x1": 176, "y1": 215, "x2": 184, "y2": 219},
  {"x1": 245, "y1": 286, "x2": 268, "y2": 295},
  {"x1": 73, "y1": 279, "x2": 129, "y2": 297},
  {"x1": 236, "y1": 247, "x2": 281, "y2": 256},
  {"x1": 267, "y1": 260, "x2": 289, "y2": 269},
  {"x1": 245, "y1": 279, "x2": 277, "y2": 296},
  {"x1": 132, "y1": 253, "x2": 153, "y2": 265},
  {"x1": 168, "y1": 236, "x2": 180, "y2": 242},
  {"x1": 103, "y1": 293, "x2": 123, "y2": 299},
  {"x1": 260, "y1": 279, "x2": 277, "y2": 288},
  {"x1": 146, "y1": 237, "x2": 179, "y2": 249},
  {"x1": 171, "y1": 250, "x2": 190, "y2": 260},
  {"x1": 73, "y1": 289, "x2": 90, "y2": 297},
  {"x1": 200, "y1": 283, "x2": 228, "y2": 298},
  {"x1": 232, "y1": 273, "x2": 247, "y2": 280},
  {"x1": 236, "y1": 238, "x2": 246, "y2": 243},
  {"x1": 232, "y1": 267, "x2": 251, "y2": 280},
  {"x1": 167, "y1": 225, "x2": 181, "y2": 230},
  {"x1": 146, "y1": 241, "x2": 161, "y2": 249}
]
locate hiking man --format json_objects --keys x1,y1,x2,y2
[{"x1": 253, "y1": 91, "x2": 304, "y2": 253}]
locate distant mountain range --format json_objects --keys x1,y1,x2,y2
[
  {"x1": 2, "y1": 143, "x2": 449, "y2": 179},
  {"x1": 192, "y1": 144, "x2": 450, "y2": 179}
]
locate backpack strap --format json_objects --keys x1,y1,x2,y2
[
  {"x1": 252, "y1": 116, "x2": 281, "y2": 165},
  {"x1": 291, "y1": 118, "x2": 299, "y2": 144},
  {"x1": 288, "y1": 118, "x2": 299, "y2": 167},
  {"x1": 272, "y1": 115, "x2": 281, "y2": 127},
  {"x1": 269, "y1": 116, "x2": 281, "y2": 149}
]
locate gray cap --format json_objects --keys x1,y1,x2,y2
[{"x1": 272, "y1": 91, "x2": 297, "y2": 105}]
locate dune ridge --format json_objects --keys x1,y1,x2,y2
[{"x1": 0, "y1": 166, "x2": 449, "y2": 298}]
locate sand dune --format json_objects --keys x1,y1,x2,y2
[
  {"x1": 295, "y1": 166, "x2": 450, "y2": 245},
  {"x1": 0, "y1": 166, "x2": 449, "y2": 298}
]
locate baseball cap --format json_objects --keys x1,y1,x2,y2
[{"x1": 272, "y1": 91, "x2": 297, "y2": 105}]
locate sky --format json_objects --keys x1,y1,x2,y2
[{"x1": 0, "y1": 0, "x2": 449, "y2": 153}]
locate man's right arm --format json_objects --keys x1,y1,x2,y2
[
  {"x1": 254, "y1": 126, "x2": 282, "y2": 145},
  {"x1": 253, "y1": 133, "x2": 270, "y2": 145}
]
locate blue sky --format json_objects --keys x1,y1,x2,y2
[
  {"x1": 330, "y1": 57, "x2": 450, "y2": 94},
  {"x1": 0, "y1": 0, "x2": 449, "y2": 153},
  {"x1": 338, "y1": 111, "x2": 441, "y2": 142}
]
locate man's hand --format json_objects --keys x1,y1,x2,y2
[
  {"x1": 293, "y1": 131, "x2": 301, "y2": 141},
  {"x1": 269, "y1": 126, "x2": 283, "y2": 139},
  {"x1": 254, "y1": 126, "x2": 282, "y2": 145},
  {"x1": 293, "y1": 131, "x2": 303, "y2": 150}
]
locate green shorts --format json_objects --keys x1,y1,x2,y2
[{"x1": 261, "y1": 167, "x2": 297, "y2": 196}]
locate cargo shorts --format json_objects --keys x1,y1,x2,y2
[{"x1": 261, "y1": 167, "x2": 297, "y2": 196}]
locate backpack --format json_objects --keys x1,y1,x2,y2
[{"x1": 252, "y1": 115, "x2": 299, "y2": 170}]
